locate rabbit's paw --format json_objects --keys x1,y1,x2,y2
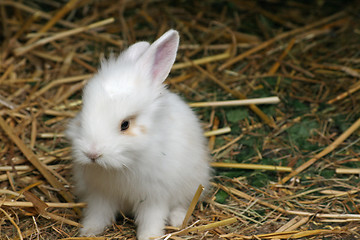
[{"x1": 169, "y1": 207, "x2": 187, "y2": 227}]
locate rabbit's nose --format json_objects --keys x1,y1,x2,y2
[{"x1": 84, "y1": 152, "x2": 102, "y2": 162}]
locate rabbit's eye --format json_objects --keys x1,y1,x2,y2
[{"x1": 120, "y1": 120, "x2": 130, "y2": 131}]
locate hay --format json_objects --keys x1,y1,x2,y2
[{"x1": 1, "y1": 0, "x2": 360, "y2": 239}]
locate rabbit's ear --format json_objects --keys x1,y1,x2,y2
[
  {"x1": 137, "y1": 30, "x2": 179, "y2": 84},
  {"x1": 122, "y1": 41, "x2": 150, "y2": 61}
]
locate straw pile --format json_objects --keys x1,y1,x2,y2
[{"x1": 1, "y1": 0, "x2": 360, "y2": 239}]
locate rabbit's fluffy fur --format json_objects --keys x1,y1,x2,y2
[{"x1": 67, "y1": 30, "x2": 210, "y2": 240}]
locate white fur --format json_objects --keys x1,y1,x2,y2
[{"x1": 67, "y1": 30, "x2": 210, "y2": 240}]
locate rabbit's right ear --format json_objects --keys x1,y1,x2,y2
[
  {"x1": 136, "y1": 30, "x2": 179, "y2": 85},
  {"x1": 122, "y1": 41, "x2": 150, "y2": 61}
]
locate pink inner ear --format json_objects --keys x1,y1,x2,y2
[{"x1": 151, "y1": 36, "x2": 178, "y2": 83}]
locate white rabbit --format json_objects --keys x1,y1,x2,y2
[{"x1": 66, "y1": 29, "x2": 210, "y2": 240}]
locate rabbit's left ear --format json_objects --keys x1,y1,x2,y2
[
  {"x1": 137, "y1": 30, "x2": 179, "y2": 84},
  {"x1": 122, "y1": 41, "x2": 150, "y2": 61}
]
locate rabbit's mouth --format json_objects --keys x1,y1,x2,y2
[
  {"x1": 81, "y1": 152, "x2": 134, "y2": 171},
  {"x1": 83, "y1": 151, "x2": 103, "y2": 162}
]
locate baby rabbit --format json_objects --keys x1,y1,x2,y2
[{"x1": 66, "y1": 29, "x2": 210, "y2": 240}]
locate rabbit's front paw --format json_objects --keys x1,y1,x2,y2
[
  {"x1": 80, "y1": 221, "x2": 106, "y2": 237},
  {"x1": 137, "y1": 230, "x2": 164, "y2": 240},
  {"x1": 169, "y1": 207, "x2": 187, "y2": 227}
]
